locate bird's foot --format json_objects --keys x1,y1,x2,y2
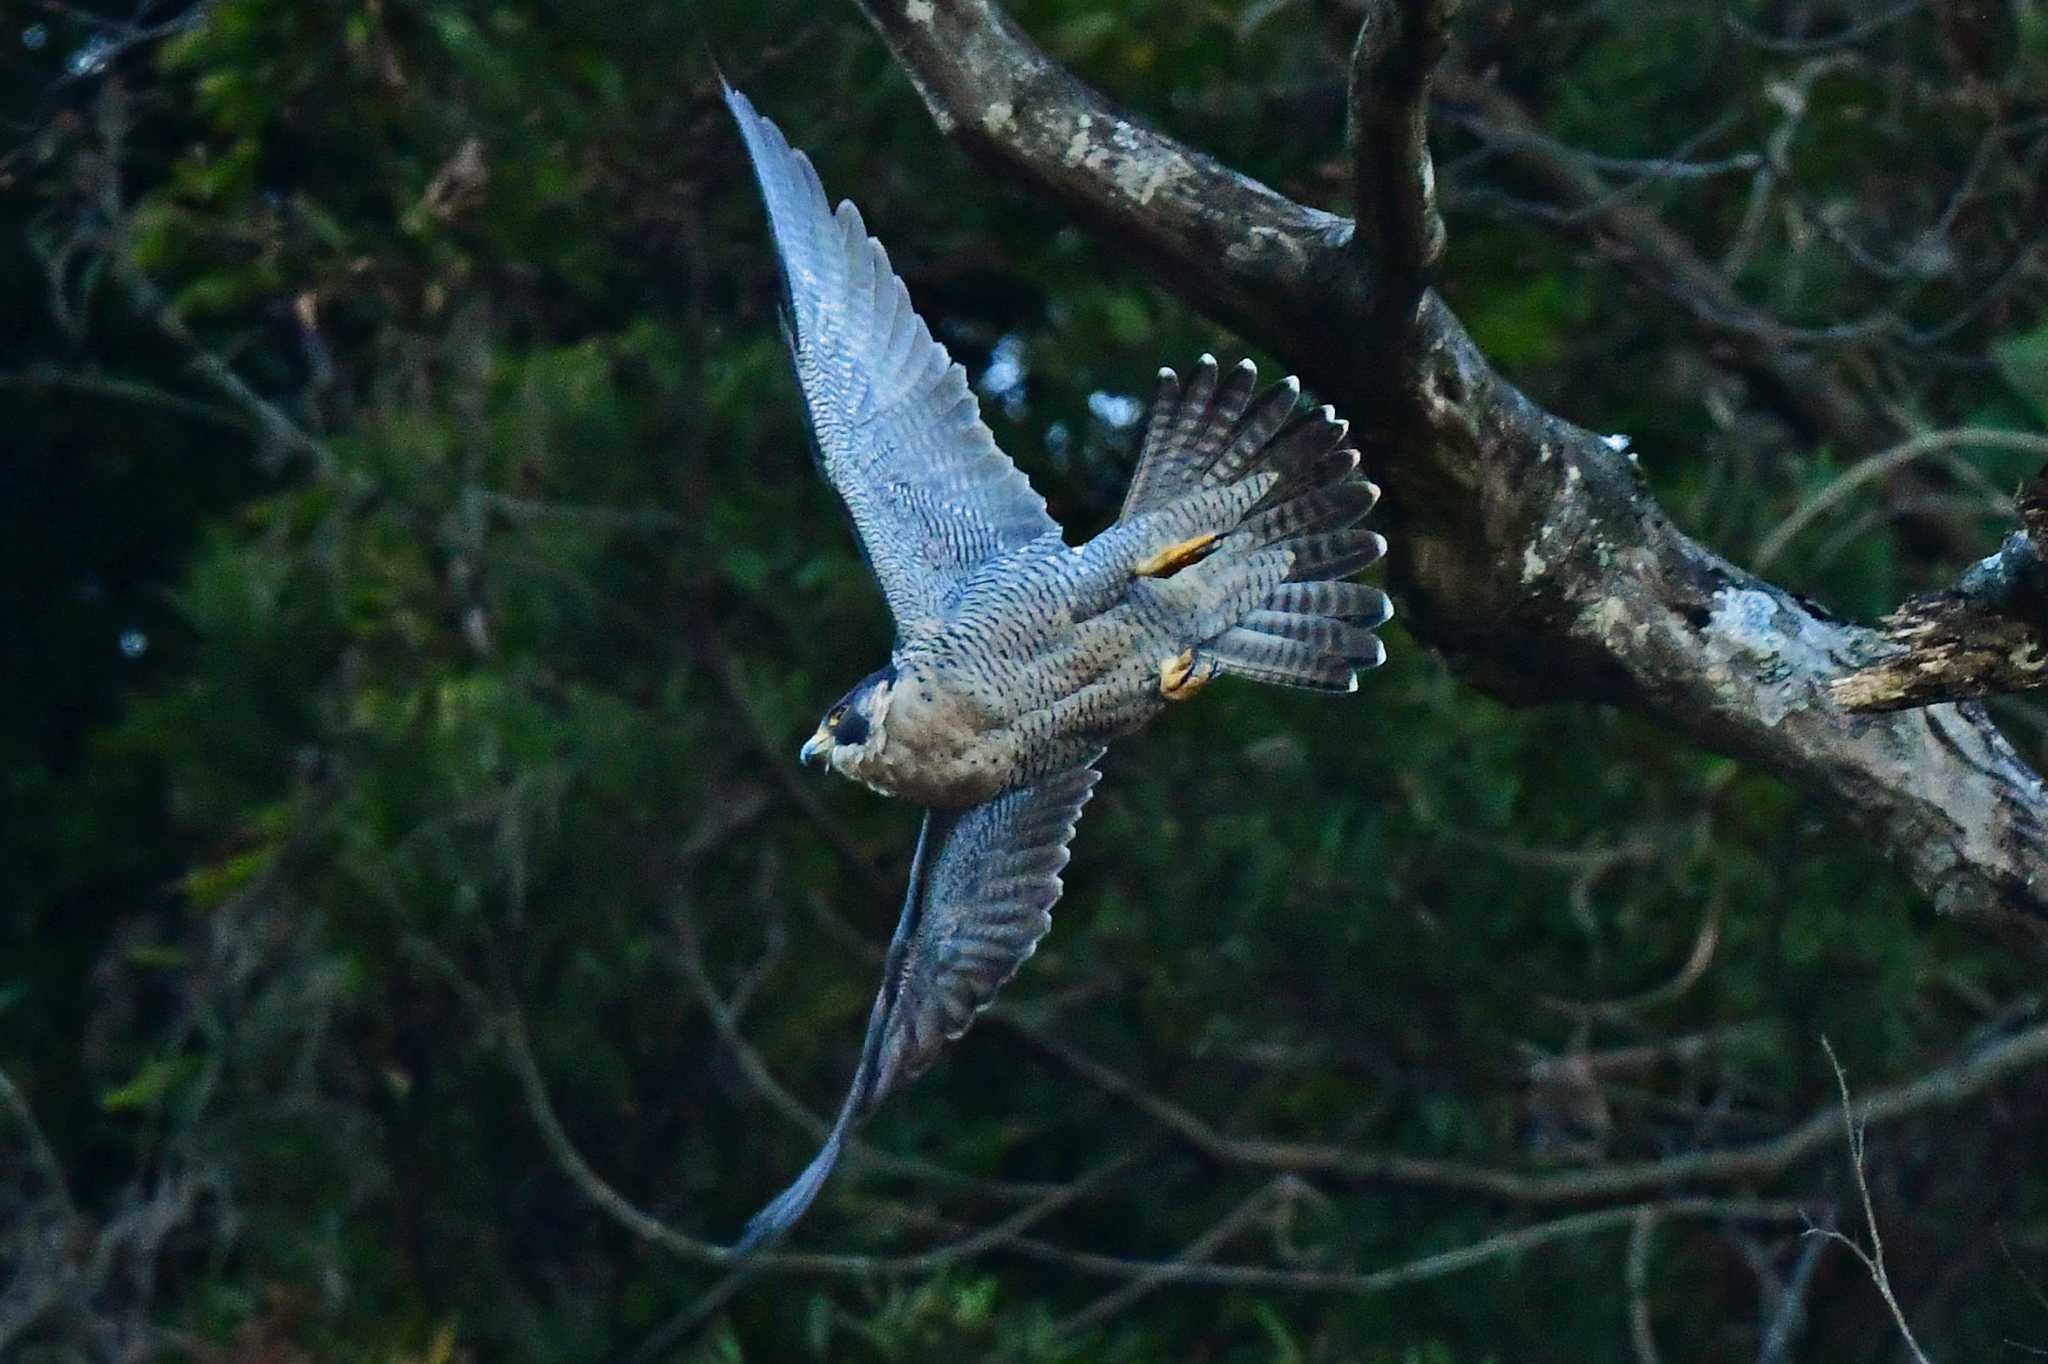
[
  {"x1": 1159, "y1": 648, "x2": 1218, "y2": 701},
  {"x1": 1135, "y1": 531, "x2": 1220, "y2": 579}
]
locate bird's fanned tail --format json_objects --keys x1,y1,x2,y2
[{"x1": 1123, "y1": 354, "x2": 1390, "y2": 693}]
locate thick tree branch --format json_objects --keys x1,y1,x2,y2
[
  {"x1": 853, "y1": 0, "x2": 1362, "y2": 364},
  {"x1": 853, "y1": 0, "x2": 2048, "y2": 956},
  {"x1": 1348, "y1": 0, "x2": 1447, "y2": 343}
]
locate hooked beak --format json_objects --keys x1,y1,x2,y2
[{"x1": 799, "y1": 727, "x2": 832, "y2": 770}]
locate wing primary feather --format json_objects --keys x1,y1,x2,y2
[
  {"x1": 729, "y1": 1120, "x2": 848, "y2": 1257},
  {"x1": 729, "y1": 762, "x2": 1101, "y2": 1251},
  {"x1": 724, "y1": 85, "x2": 1059, "y2": 636},
  {"x1": 731, "y1": 813, "x2": 944, "y2": 1256}
]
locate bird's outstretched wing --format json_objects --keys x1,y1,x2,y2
[
  {"x1": 732, "y1": 758, "x2": 1102, "y2": 1254},
  {"x1": 724, "y1": 85, "x2": 1060, "y2": 637}
]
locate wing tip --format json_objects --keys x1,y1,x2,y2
[
  {"x1": 720, "y1": 76, "x2": 757, "y2": 127},
  {"x1": 729, "y1": 1123, "x2": 851, "y2": 1257}
]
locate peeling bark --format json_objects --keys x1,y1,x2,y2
[
  {"x1": 851, "y1": 0, "x2": 2048, "y2": 957},
  {"x1": 1833, "y1": 476, "x2": 2048, "y2": 712}
]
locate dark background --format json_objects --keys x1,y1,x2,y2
[{"x1": 3, "y1": 1, "x2": 2045, "y2": 1359}]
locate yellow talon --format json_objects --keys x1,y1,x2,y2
[
  {"x1": 1159, "y1": 649, "x2": 1214, "y2": 701},
  {"x1": 1135, "y1": 531, "x2": 1220, "y2": 579}
]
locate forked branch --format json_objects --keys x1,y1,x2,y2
[{"x1": 852, "y1": 0, "x2": 2048, "y2": 957}]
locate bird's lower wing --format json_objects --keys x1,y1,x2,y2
[{"x1": 731, "y1": 759, "x2": 1103, "y2": 1254}]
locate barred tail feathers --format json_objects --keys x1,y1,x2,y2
[{"x1": 1124, "y1": 355, "x2": 1390, "y2": 693}]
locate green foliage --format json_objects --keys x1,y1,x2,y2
[{"x1": 3, "y1": 1, "x2": 2045, "y2": 1362}]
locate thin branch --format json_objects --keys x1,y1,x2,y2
[
  {"x1": 1627, "y1": 1208, "x2": 1664, "y2": 1364},
  {"x1": 1046, "y1": 1176, "x2": 1305, "y2": 1341},
  {"x1": 1754, "y1": 1227, "x2": 1831, "y2": 1364},
  {"x1": 896, "y1": 1196, "x2": 1808, "y2": 1296},
  {"x1": 0, "y1": 1068, "x2": 77, "y2": 1221},
  {"x1": 485, "y1": 941, "x2": 1811, "y2": 1307},
  {"x1": 1450, "y1": 124, "x2": 1762, "y2": 184},
  {"x1": 1723, "y1": 0, "x2": 1926, "y2": 56},
  {"x1": 0, "y1": 365, "x2": 251, "y2": 428},
  {"x1": 1537, "y1": 892, "x2": 1725, "y2": 1021},
  {"x1": 1802, "y1": 1038, "x2": 1936, "y2": 1364},
  {"x1": 1430, "y1": 62, "x2": 1895, "y2": 451},
  {"x1": 1754, "y1": 430, "x2": 2048, "y2": 572},
  {"x1": 1000, "y1": 1014, "x2": 2048, "y2": 1204},
  {"x1": 475, "y1": 937, "x2": 1132, "y2": 1275},
  {"x1": 1442, "y1": 110, "x2": 1755, "y2": 225}
]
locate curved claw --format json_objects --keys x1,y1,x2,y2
[
  {"x1": 1160, "y1": 648, "x2": 1219, "y2": 700},
  {"x1": 1135, "y1": 531, "x2": 1221, "y2": 579}
]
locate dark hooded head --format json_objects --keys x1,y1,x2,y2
[{"x1": 799, "y1": 663, "x2": 897, "y2": 774}]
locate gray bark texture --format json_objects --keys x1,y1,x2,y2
[{"x1": 853, "y1": 0, "x2": 2048, "y2": 959}]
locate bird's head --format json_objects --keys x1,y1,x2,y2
[{"x1": 799, "y1": 663, "x2": 896, "y2": 776}]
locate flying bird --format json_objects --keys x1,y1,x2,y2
[{"x1": 723, "y1": 84, "x2": 1390, "y2": 1252}]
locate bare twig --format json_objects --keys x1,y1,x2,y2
[
  {"x1": 1801, "y1": 1038, "x2": 1935, "y2": 1364},
  {"x1": 1754, "y1": 1228, "x2": 1831, "y2": 1364},
  {"x1": 0, "y1": 1069, "x2": 77, "y2": 1221},
  {"x1": 1754, "y1": 430, "x2": 2048, "y2": 572},
  {"x1": 1627, "y1": 1208, "x2": 1664, "y2": 1364},
  {"x1": 1046, "y1": 1176, "x2": 1308, "y2": 1341},
  {"x1": 896, "y1": 1196, "x2": 1808, "y2": 1296},
  {"x1": 476, "y1": 938, "x2": 1131, "y2": 1275},
  {"x1": 486, "y1": 943, "x2": 1814, "y2": 1308},
  {"x1": 1430, "y1": 61, "x2": 1896, "y2": 452},
  {"x1": 0, "y1": 365, "x2": 251, "y2": 428},
  {"x1": 1723, "y1": 0, "x2": 1926, "y2": 55},
  {"x1": 1002, "y1": 1015, "x2": 2048, "y2": 1203},
  {"x1": 85, "y1": 79, "x2": 336, "y2": 479},
  {"x1": 1538, "y1": 893, "x2": 1725, "y2": 1020}
]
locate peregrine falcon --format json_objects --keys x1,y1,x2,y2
[{"x1": 723, "y1": 85, "x2": 1390, "y2": 1252}]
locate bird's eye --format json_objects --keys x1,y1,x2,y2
[{"x1": 827, "y1": 706, "x2": 847, "y2": 727}]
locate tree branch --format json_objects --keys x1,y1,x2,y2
[
  {"x1": 1348, "y1": 0, "x2": 1447, "y2": 344},
  {"x1": 1002, "y1": 1014, "x2": 2048, "y2": 1204},
  {"x1": 1430, "y1": 62, "x2": 1897, "y2": 452},
  {"x1": 1832, "y1": 471, "x2": 2048, "y2": 711},
  {"x1": 851, "y1": 0, "x2": 2048, "y2": 956},
  {"x1": 894, "y1": 1195, "x2": 1807, "y2": 1297},
  {"x1": 1755, "y1": 433, "x2": 2048, "y2": 572},
  {"x1": 1804, "y1": 1038, "x2": 1936, "y2": 1364},
  {"x1": 852, "y1": 0, "x2": 1362, "y2": 366}
]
